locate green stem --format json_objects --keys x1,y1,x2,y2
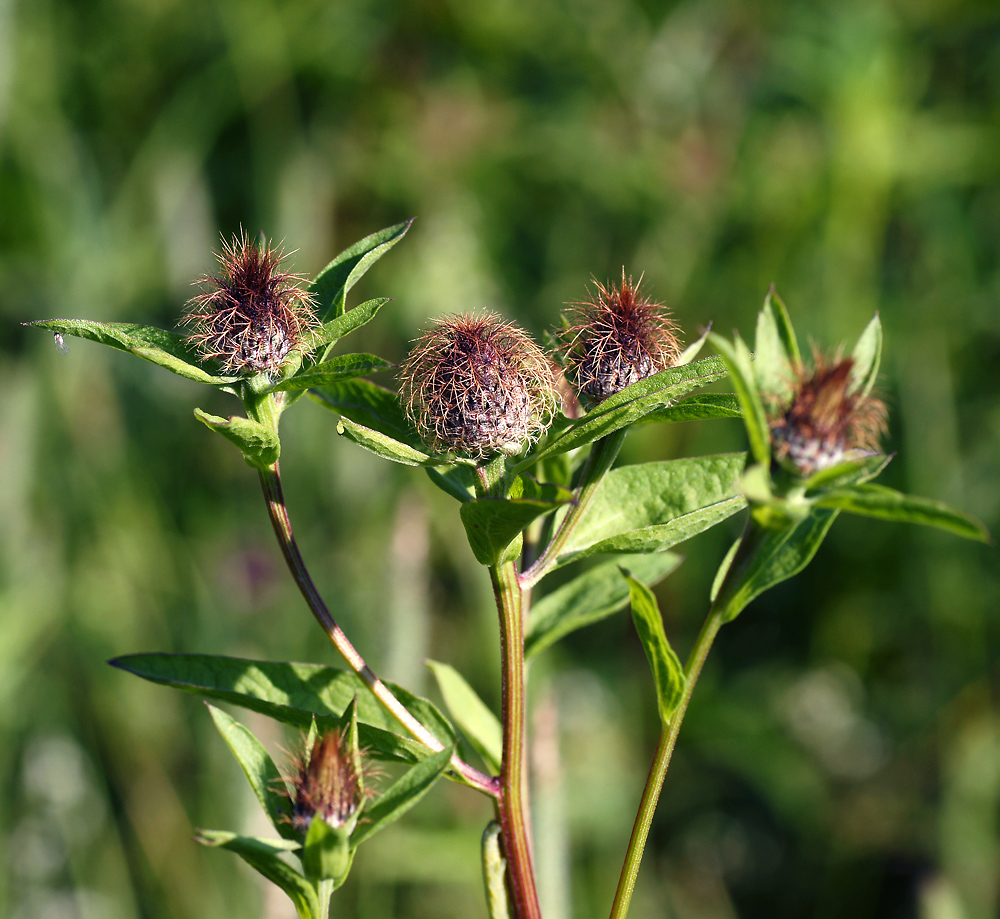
[
  {"x1": 608, "y1": 607, "x2": 724, "y2": 919},
  {"x1": 520, "y1": 430, "x2": 625, "y2": 589},
  {"x1": 317, "y1": 879, "x2": 334, "y2": 919},
  {"x1": 491, "y1": 560, "x2": 542, "y2": 919},
  {"x1": 259, "y1": 463, "x2": 497, "y2": 798}
]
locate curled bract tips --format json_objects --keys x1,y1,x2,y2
[
  {"x1": 560, "y1": 271, "x2": 681, "y2": 401},
  {"x1": 183, "y1": 231, "x2": 316, "y2": 377},
  {"x1": 400, "y1": 312, "x2": 558, "y2": 460}
]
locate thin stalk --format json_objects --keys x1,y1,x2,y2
[
  {"x1": 520, "y1": 430, "x2": 626, "y2": 589},
  {"x1": 492, "y1": 560, "x2": 542, "y2": 919},
  {"x1": 608, "y1": 607, "x2": 724, "y2": 919},
  {"x1": 259, "y1": 463, "x2": 497, "y2": 798}
]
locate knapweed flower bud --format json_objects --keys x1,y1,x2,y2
[
  {"x1": 560, "y1": 272, "x2": 681, "y2": 400},
  {"x1": 290, "y1": 729, "x2": 362, "y2": 833},
  {"x1": 400, "y1": 313, "x2": 558, "y2": 459},
  {"x1": 183, "y1": 232, "x2": 315, "y2": 377},
  {"x1": 769, "y1": 355, "x2": 887, "y2": 476}
]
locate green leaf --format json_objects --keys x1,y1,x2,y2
[
  {"x1": 639, "y1": 393, "x2": 742, "y2": 425},
  {"x1": 425, "y1": 465, "x2": 477, "y2": 502},
  {"x1": 481, "y1": 823, "x2": 510, "y2": 919},
  {"x1": 712, "y1": 512, "x2": 839, "y2": 622},
  {"x1": 27, "y1": 319, "x2": 236, "y2": 387},
  {"x1": 206, "y1": 704, "x2": 295, "y2": 840},
  {"x1": 676, "y1": 325, "x2": 711, "y2": 366},
  {"x1": 513, "y1": 357, "x2": 729, "y2": 471},
  {"x1": 526, "y1": 553, "x2": 682, "y2": 658},
  {"x1": 336, "y1": 417, "x2": 451, "y2": 467},
  {"x1": 309, "y1": 379, "x2": 418, "y2": 445},
  {"x1": 350, "y1": 744, "x2": 454, "y2": 848},
  {"x1": 302, "y1": 298, "x2": 390, "y2": 354},
  {"x1": 621, "y1": 570, "x2": 686, "y2": 722},
  {"x1": 710, "y1": 333, "x2": 771, "y2": 466},
  {"x1": 814, "y1": 484, "x2": 990, "y2": 542},
  {"x1": 270, "y1": 353, "x2": 393, "y2": 393},
  {"x1": 195, "y1": 831, "x2": 318, "y2": 919},
  {"x1": 754, "y1": 294, "x2": 796, "y2": 403},
  {"x1": 194, "y1": 409, "x2": 280, "y2": 469},
  {"x1": 460, "y1": 477, "x2": 574, "y2": 566},
  {"x1": 762, "y1": 287, "x2": 800, "y2": 364},
  {"x1": 311, "y1": 220, "x2": 413, "y2": 321},
  {"x1": 558, "y1": 454, "x2": 746, "y2": 563},
  {"x1": 801, "y1": 453, "x2": 892, "y2": 493},
  {"x1": 110, "y1": 654, "x2": 454, "y2": 764},
  {"x1": 426, "y1": 661, "x2": 502, "y2": 773},
  {"x1": 848, "y1": 314, "x2": 881, "y2": 399}
]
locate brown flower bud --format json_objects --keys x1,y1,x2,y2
[
  {"x1": 289, "y1": 730, "x2": 362, "y2": 833},
  {"x1": 400, "y1": 312, "x2": 558, "y2": 459},
  {"x1": 183, "y1": 232, "x2": 315, "y2": 377},
  {"x1": 769, "y1": 355, "x2": 887, "y2": 476},
  {"x1": 560, "y1": 272, "x2": 681, "y2": 401}
]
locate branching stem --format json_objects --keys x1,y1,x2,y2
[
  {"x1": 259, "y1": 463, "x2": 497, "y2": 798},
  {"x1": 520, "y1": 429, "x2": 626, "y2": 589}
]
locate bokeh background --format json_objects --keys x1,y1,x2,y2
[{"x1": 2, "y1": 0, "x2": 999, "y2": 917}]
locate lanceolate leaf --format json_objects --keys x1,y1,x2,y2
[
  {"x1": 527, "y1": 553, "x2": 682, "y2": 658},
  {"x1": 712, "y1": 511, "x2": 839, "y2": 622},
  {"x1": 801, "y1": 453, "x2": 892, "y2": 493},
  {"x1": 26, "y1": 319, "x2": 236, "y2": 387},
  {"x1": 814, "y1": 484, "x2": 989, "y2": 542},
  {"x1": 426, "y1": 661, "x2": 502, "y2": 773},
  {"x1": 110, "y1": 654, "x2": 455, "y2": 763},
  {"x1": 848, "y1": 314, "x2": 882, "y2": 399},
  {"x1": 207, "y1": 704, "x2": 295, "y2": 840},
  {"x1": 350, "y1": 745, "x2": 454, "y2": 848},
  {"x1": 512, "y1": 357, "x2": 728, "y2": 471},
  {"x1": 302, "y1": 298, "x2": 390, "y2": 353},
  {"x1": 754, "y1": 297, "x2": 795, "y2": 403},
  {"x1": 270, "y1": 354, "x2": 393, "y2": 393},
  {"x1": 195, "y1": 831, "x2": 318, "y2": 919},
  {"x1": 194, "y1": 410, "x2": 280, "y2": 469},
  {"x1": 558, "y1": 498, "x2": 745, "y2": 566},
  {"x1": 460, "y1": 478, "x2": 575, "y2": 566},
  {"x1": 560, "y1": 454, "x2": 746, "y2": 562},
  {"x1": 763, "y1": 287, "x2": 800, "y2": 364},
  {"x1": 711, "y1": 333, "x2": 771, "y2": 466},
  {"x1": 336, "y1": 417, "x2": 451, "y2": 467},
  {"x1": 622, "y1": 570, "x2": 686, "y2": 722},
  {"x1": 639, "y1": 393, "x2": 742, "y2": 425},
  {"x1": 311, "y1": 220, "x2": 413, "y2": 321},
  {"x1": 309, "y1": 379, "x2": 418, "y2": 444}
]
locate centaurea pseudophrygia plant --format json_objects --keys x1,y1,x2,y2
[{"x1": 27, "y1": 225, "x2": 988, "y2": 919}]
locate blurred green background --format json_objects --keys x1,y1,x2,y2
[{"x1": 2, "y1": 0, "x2": 999, "y2": 917}]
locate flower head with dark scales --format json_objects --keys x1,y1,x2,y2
[
  {"x1": 400, "y1": 313, "x2": 558, "y2": 460},
  {"x1": 560, "y1": 272, "x2": 681, "y2": 401},
  {"x1": 769, "y1": 354, "x2": 887, "y2": 477},
  {"x1": 288, "y1": 729, "x2": 363, "y2": 834},
  {"x1": 183, "y1": 232, "x2": 315, "y2": 377}
]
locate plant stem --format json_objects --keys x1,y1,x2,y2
[
  {"x1": 519, "y1": 430, "x2": 626, "y2": 589},
  {"x1": 608, "y1": 607, "x2": 724, "y2": 919},
  {"x1": 491, "y1": 559, "x2": 542, "y2": 919},
  {"x1": 259, "y1": 463, "x2": 497, "y2": 798}
]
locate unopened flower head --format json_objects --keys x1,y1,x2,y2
[
  {"x1": 400, "y1": 312, "x2": 558, "y2": 459},
  {"x1": 769, "y1": 354, "x2": 887, "y2": 476},
  {"x1": 183, "y1": 232, "x2": 315, "y2": 376},
  {"x1": 561, "y1": 272, "x2": 681, "y2": 400},
  {"x1": 289, "y1": 729, "x2": 362, "y2": 833}
]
